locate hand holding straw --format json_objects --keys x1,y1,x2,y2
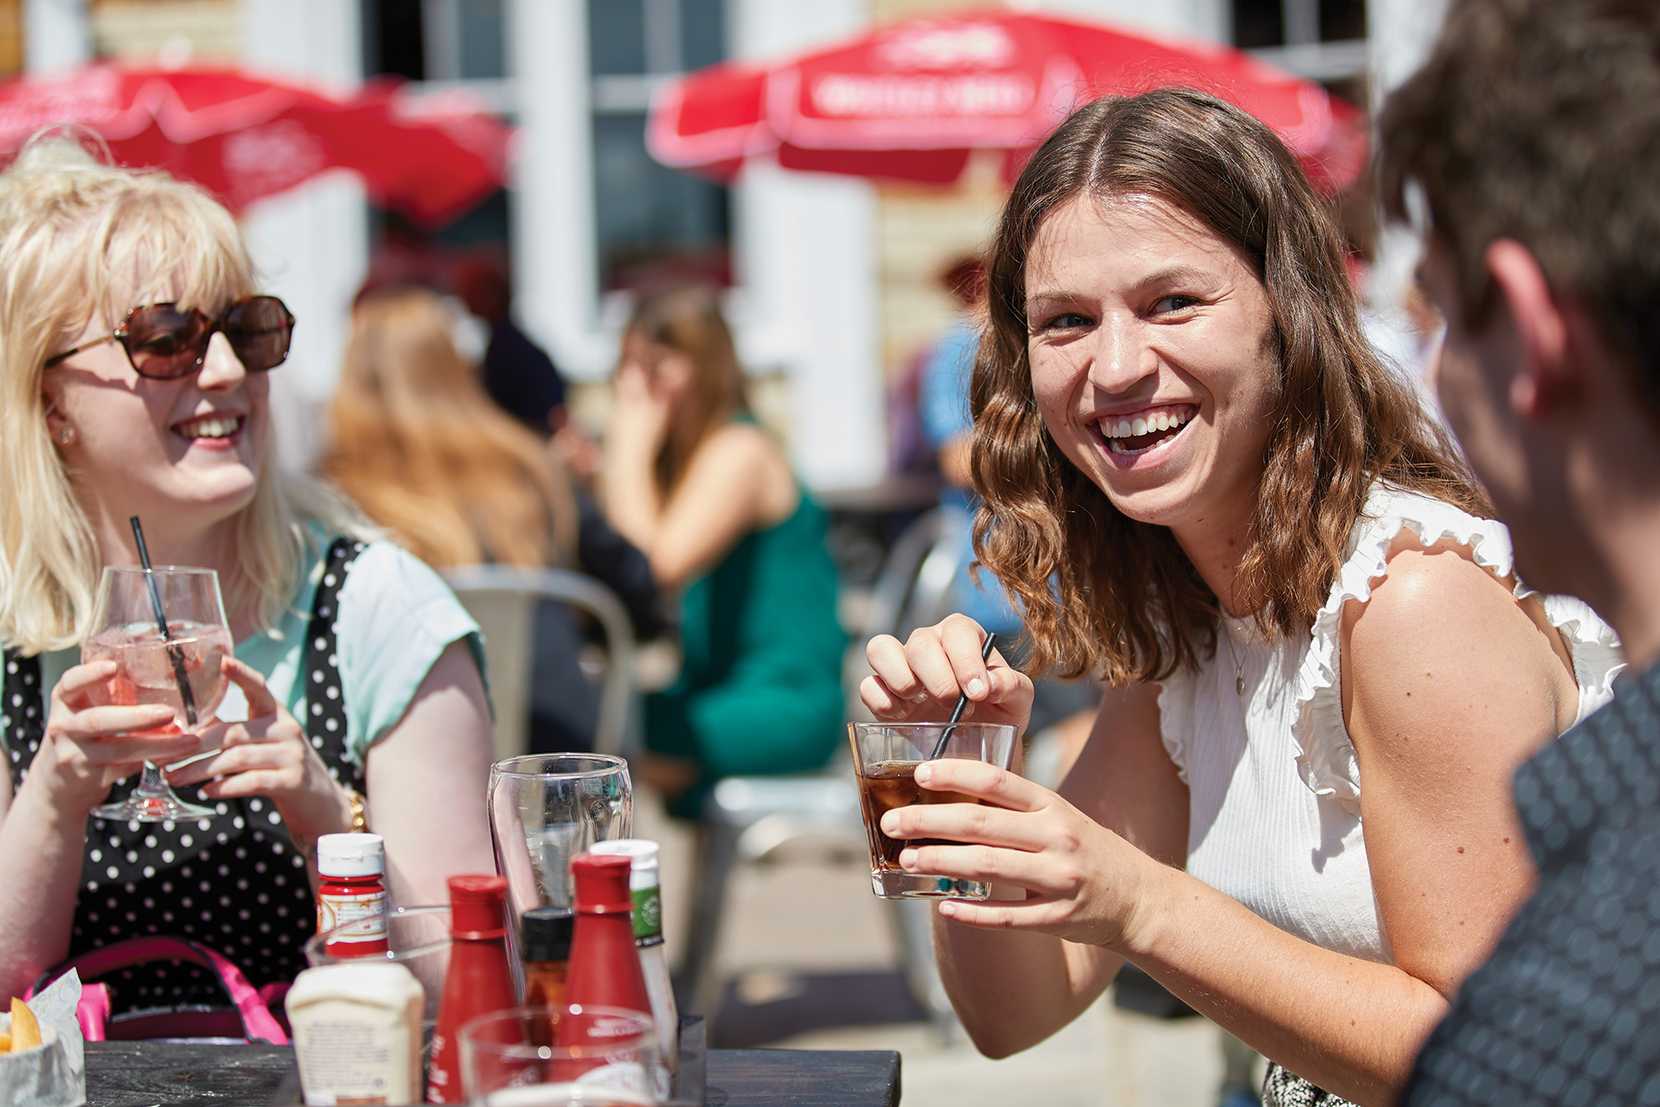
[
  {"x1": 928, "y1": 632, "x2": 997, "y2": 760},
  {"x1": 129, "y1": 515, "x2": 200, "y2": 728}
]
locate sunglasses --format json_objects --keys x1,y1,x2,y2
[{"x1": 44, "y1": 295, "x2": 295, "y2": 380}]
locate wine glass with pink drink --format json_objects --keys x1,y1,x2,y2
[{"x1": 82, "y1": 566, "x2": 234, "y2": 822}]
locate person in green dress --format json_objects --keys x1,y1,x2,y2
[{"x1": 599, "y1": 287, "x2": 846, "y2": 818}]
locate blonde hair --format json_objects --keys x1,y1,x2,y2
[
  {"x1": 321, "y1": 288, "x2": 577, "y2": 569},
  {"x1": 0, "y1": 134, "x2": 369, "y2": 655}
]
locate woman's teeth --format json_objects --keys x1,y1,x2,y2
[
  {"x1": 176, "y1": 415, "x2": 242, "y2": 439},
  {"x1": 1099, "y1": 407, "x2": 1193, "y2": 455}
]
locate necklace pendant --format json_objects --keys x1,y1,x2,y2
[{"x1": 1235, "y1": 674, "x2": 1246, "y2": 697}]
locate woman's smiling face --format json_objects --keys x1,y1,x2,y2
[
  {"x1": 45, "y1": 276, "x2": 270, "y2": 533},
  {"x1": 1025, "y1": 192, "x2": 1281, "y2": 532}
]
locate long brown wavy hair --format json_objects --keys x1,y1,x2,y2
[
  {"x1": 622, "y1": 287, "x2": 751, "y2": 497},
  {"x1": 321, "y1": 289, "x2": 576, "y2": 569},
  {"x1": 972, "y1": 89, "x2": 1487, "y2": 684}
]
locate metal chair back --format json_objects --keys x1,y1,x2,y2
[{"x1": 442, "y1": 565, "x2": 639, "y2": 761}]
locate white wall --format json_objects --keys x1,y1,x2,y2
[
  {"x1": 509, "y1": 0, "x2": 886, "y2": 492},
  {"x1": 1008, "y1": 0, "x2": 1229, "y2": 43},
  {"x1": 731, "y1": 0, "x2": 883, "y2": 492},
  {"x1": 238, "y1": 0, "x2": 369, "y2": 474}
]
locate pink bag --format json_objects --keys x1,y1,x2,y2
[{"x1": 29, "y1": 936, "x2": 290, "y2": 1044}]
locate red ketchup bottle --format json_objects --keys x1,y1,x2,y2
[
  {"x1": 564, "y1": 853, "x2": 652, "y2": 1018},
  {"x1": 426, "y1": 874, "x2": 516, "y2": 1103},
  {"x1": 315, "y1": 832, "x2": 389, "y2": 958}
]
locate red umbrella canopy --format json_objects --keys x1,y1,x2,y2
[
  {"x1": 649, "y1": 9, "x2": 1366, "y2": 192},
  {"x1": 0, "y1": 64, "x2": 511, "y2": 226}
]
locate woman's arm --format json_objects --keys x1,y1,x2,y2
[
  {"x1": 862, "y1": 616, "x2": 1189, "y2": 1057},
  {"x1": 934, "y1": 678, "x2": 1187, "y2": 1057},
  {"x1": 911, "y1": 545, "x2": 1572, "y2": 1104},
  {"x1": 0, "y1": 663, "x2": 188, "y2": 997},
  {"x1": 364, "y1": 640, "x2": 497, "y2": 909},
  {"x1": 603, "y1": 423, "x2": 783, "y2": 591}
]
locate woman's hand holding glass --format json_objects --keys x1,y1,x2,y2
[
  {"x1": 861, "y1": 613, "x2": 1158, "y2": 952},
  {"x1": 165, "y1": 657, "x2": 350, "y2": 848},
  {"x1": 38, "y1": 661, "x2": 198, "y2": 815}
]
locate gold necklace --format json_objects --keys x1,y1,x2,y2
[{"x1": 1221, "y1": 621, "x2": 1247, "y2": 698}]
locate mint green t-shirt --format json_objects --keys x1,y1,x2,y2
[{"x1": 12, "y1": 530, "x2": 484, "y2": 767}]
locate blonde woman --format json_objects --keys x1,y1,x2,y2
[
  {"x1": 861, "y1": 90, "x2": 1623, "y2": 1105},
  {"x1": 0, "y1": 139, "x2": 496, "y2": 1005},
  {"x1": 321, "y1": 287, "x2": 661, "y2": 750},
  {"x1": 322, "y1": 287, "x2": 577, "y2": 570}
]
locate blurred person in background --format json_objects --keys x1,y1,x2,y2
[
  {"x1": 599, "y1": 287, "x2": 845, "y2": 818},
  {"x1": 0, "y1": 139, "x2": 495, "y2": 1004},
  {"x1": 1377, "y1": 1, "x2": 1660, "y2": 1100},
  {"x1": 453, "y1": 254, "x2": 570, "y2": 437},
  {"x1": 321, "y1": 288, "x2": 661, "y2": 751},
  {"x1": 859, "y1": 89, "x2": 1622, "y2": 1107}
]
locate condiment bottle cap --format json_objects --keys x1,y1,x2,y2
[
  {"x1": 447, "y1": 874, "x2": 508, "y2": 939},
  {"x1": 589, "y1": 839, "x2": 660, "y2": 890},
  {"x1": 570, "y1": 853, "x2": 632, "y2": 915},
  {"x1": 316, "y1": 832, "x2": 384, "y2": 878},
  {"x1": 520, "y1": 907, "x2": 575, "y2": 962}
]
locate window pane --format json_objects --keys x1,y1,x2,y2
[
  {"x1": 1319, "y1": 0, "x2": 1366, "y2": 41},
  {"x1": 459, "y1": 0, "x2": 506, "y2": 79},
  {"x1": 588, "y1": 0, "x2": 647, "y2": 76},
  {"x1": 1231, "y1": 0, "x2": 1284, "y2": 48},
  {"x1": 681, "y1": 0, "x2": 726, "y2": 71},
  {"x1": 592, "y1": 112, "x2": 731, "y2": 291},
  {"x1": 365, "y1": 0, "x2": 427, "y2": 80}
]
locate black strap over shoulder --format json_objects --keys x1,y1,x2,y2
[{"x1": 301, "y1": 536, "x2": 369, "y2": 792}]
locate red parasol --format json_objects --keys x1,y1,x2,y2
[
  {"x1": 0, "y1": 64, "x2": 511, "y2": 226},
  {"x1": 649, "y1": 9, "x2": 1366, "y2": 192}
]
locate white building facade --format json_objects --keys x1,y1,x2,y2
[{"x1": 25, "y1": 0, "x2": 1445, "y2": 491}]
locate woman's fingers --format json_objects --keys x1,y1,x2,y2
[
  {"x1": 936, "y1": 895, "x2": 1063, "y2": 930},
  {"x1": 52, "y1": 703, "x2": 179, "y2": 741},
  {"x1": 859, "y1": 674, "x2": 902, "y2": 717},
  {"x1": 78, "y1": 731, "x2": 202, "y2": 767},
  {"x1": 865, "y1": 634, "x2": 926, "y2": 702},
  {"x1": 220, "y1": 656, "x2": 279, "y2": 717},
  {"x1": 879, "y1": 800, "x2": 1051, "y2": 852},
  {"x1": 914, "y1": 757, "x2": 1047, "y2": 810},
  {"x1": 53, "y1": 660, "x2": 119, "y2": 711},
  {"x1": 164, "y1": 727, "x2": 276, "y2": 787},
  {"x1": 897, "y1": 842, "x2": 1071, "y2": 899},
  {"x1": 939, "y1": 614, "x2": 995, "y2": 700},
  {"x1": 903, "y1": 626, "x2": 969, "y2": 702}
]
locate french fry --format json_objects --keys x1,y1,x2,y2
[
  {"x1": 8, "y1": 997, "x2": 40, "y2": 1052},
  {"x1": 0, "y1": 1030, "x2": 11, "y2": 1052}
]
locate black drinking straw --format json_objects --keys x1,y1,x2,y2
[
  {"x1": 129, "y1": 515, "x2": 199, "y2": 727},
  {"x1": 928, "y1": 632, "x2": 997, "y2": 760}
]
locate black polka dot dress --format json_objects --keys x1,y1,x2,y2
[{"x1": 2, "y1": 539, "x2": 366, "y2": 1011}]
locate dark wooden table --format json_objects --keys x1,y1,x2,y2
[{"x1": 85, "y1": 1039, "x2": 902, "y2": 1106}]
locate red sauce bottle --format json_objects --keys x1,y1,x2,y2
[
  {"x1": 315, "y1": 833, "x2": 389, "y2": 958},
  {"x1": 564, "y1": 854, "x2": 652, "y2": 1018},
  {"x1": 426, "y1": 874, "x2": 516, "y2": 1103}
]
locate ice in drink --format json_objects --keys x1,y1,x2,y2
[{"x1": 83, "y1": 620, "x2": 233, "y2": 726}]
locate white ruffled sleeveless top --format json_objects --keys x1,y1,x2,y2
[{"x1": 1156, "y1": 484, "x2": 1625, "y2": 962}]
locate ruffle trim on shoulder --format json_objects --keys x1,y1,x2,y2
[
  {"x1": 1156, "y1": 668, "x2": 1194, "y2": 785},
  {"x1": 1290, "y1": 487, "x2": 1604, "y2": 812}
]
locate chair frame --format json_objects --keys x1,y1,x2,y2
[{"x1": 442, "y1": 565, "x2": 640, "y2": 760}]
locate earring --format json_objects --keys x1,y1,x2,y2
[{"x1": 55, "y1": 425, "x2": 77, "y2": 447}]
